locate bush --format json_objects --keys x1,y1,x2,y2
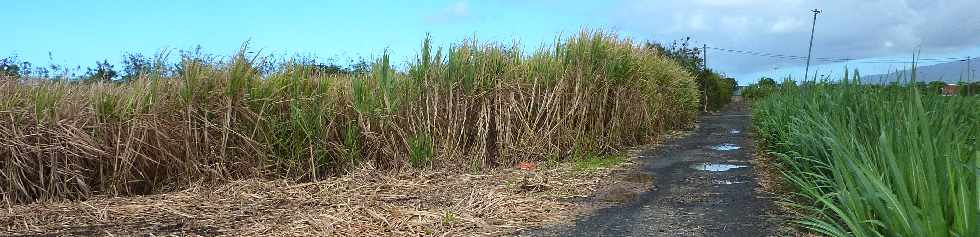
[{"x1": 645, "y1": 38, "x2": 734, "y2": 111}]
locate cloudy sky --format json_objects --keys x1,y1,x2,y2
[
  {"x1": 3, "y1": 0, "x2": 978, "y2": 84},
  {"x1": 613, "y1": 0, "x2": 980, "y2": 82}
]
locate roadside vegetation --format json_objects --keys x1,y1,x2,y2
[
  {"x1": 741, "y1": 77, "x2": 781, "y2": 100},
  {"x1": 646, "y1": 38, "x2": 736, "y2": 111},
  {"x1": 751, "y1": 71, "x2": 978, "y2": 236},
  {"x1": 0, "y1": 30, "x2": 702, "y2": 205}
]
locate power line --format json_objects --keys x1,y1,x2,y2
[
  {"x1": 707, "y1": 46, "x2": 972, "y2": 62},
  {"x1": 704, "y1": 46, "x2": 973, "y2": 64},
  {"x1": 706, "y1": 47, "x2": 809, "y2": 60}
]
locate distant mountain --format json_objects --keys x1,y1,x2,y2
[{"x1": 860, "y1": 60, "x2": 979, "y2": 84}]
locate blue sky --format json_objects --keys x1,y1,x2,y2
[
  {"x1": 3, "y1": 0, "x2": 979, "y2": 85},
  {"x1": 2, "y1": 1, "x2": 617, "y2": 68}
]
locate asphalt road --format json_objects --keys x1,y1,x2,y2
[{"x1": 526, "y1": 98, "x2": 786, "y2": 237}]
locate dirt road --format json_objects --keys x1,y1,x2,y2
[{"x1": 526, "y1": 98, "x2": 786, "y2": 236}]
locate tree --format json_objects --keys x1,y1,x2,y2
[
  {"x1": 121, "y1": 53, "x2": 152, "y2": 81},
  {"x1": 312, "y1": 63, "x2": 346, "y2": 74},
  {"x1": 758, "y1": 77, "x2": 777, "y2": 87},
  {"x1": 300, "y1": 58, "x2": 351, "y2": 75},
  {"x1": 349, "y1": 58, "x2": 371, "y2": 74},
  {"x1": 84, "y1": 60, "x2": 119, "y2": 82},
  {"x1": 1, "y1": 56, "x2": 21, "y2": 78},
  {"x1": 725, "y1": 77, "x2": 738, "y2": 91},
  {"x1": 914, "y1": 81, "x2": 927, "y2": 89},
  {"x1": 645, "y1": 37, "x2": 703, "y2": 73},
  {"x1": 961, "y1": 82, "x2": 980, "y2": 96},
  {"x1": 646, "y1": 38, "x2": 735, "y2": 110},
  {"x1": 926, "y1": 81, "x2": 946, "y2": 94}
]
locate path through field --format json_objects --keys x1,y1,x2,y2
[{"x1": 526, "y1": 98, "x2": 787, "y2": 236}]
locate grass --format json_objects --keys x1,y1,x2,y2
[
  {"x1": 752, "y1": 74, "x2": 978, "y2": 236},
  {"x1": 0, "y1": 30, "x2": 701, "y2": 205},
  {"x1": 441, "y1": 211, "x2": 459, "y2": 226},
  {"x1": 572, "y1": 154, "x2": 627, "y2": 171}
]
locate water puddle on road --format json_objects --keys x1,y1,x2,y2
[
  {"x1": 624, "y1": 173, "x2": 653, "y2": 183},
  {"x1": 713, "y1": 180, "x2": 748, "y2": 185},
  {"x1": 711, "y1": 143, "x2": 741, "y2": 151},
  {"x1": 691, "y1": 163, "x2": 747, "y2": 172}
]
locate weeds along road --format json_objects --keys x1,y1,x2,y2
[{"x1": 526, "y1": 97, "x2": 786, "y2": 237}]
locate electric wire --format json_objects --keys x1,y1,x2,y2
[{"x1": 704, "y1": 46, "x2": 973, "y2": 64}]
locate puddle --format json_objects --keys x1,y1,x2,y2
[
  {"x1": 711, "y1": 143, "x2": 741, "y2": 151},
  {"x1": 623, "y1": 173, "x2": 653, "y2": 183},
  {"x1": 713, "y1": 180, "x2": 747, "y2": 185},
  {"x1": 691, "y1": 163, "x2": 747, "y2": 172},
  {"x1": 598, "y1": 186, "x2": 638, "y2": 203},
  {"x1": 729, "y1": 129, "x2": 741, "y2": 134}
]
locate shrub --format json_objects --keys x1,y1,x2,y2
[{"x1": 645, "y1": 39, "x2": 734, "y2": 111}]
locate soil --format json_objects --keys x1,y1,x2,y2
[
  {"x1": 0, "y1": 153, "x2": 653, "y2": 236},
  {"x1": 524, "y1": 98, "x2": 790, "y2": 236}
]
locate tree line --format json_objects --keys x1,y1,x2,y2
[
  {"x1": 4, "y1": 40, "x2": 743, "y2": 107},
  {"x1": 0, "y1": 50, "x2": 372, "y2": 82},
  {"x1": 742, "y1": 72, "x2": 980, "y2": 100}
]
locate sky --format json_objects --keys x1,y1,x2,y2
[{"x1": 3, "y1": 0, "x2": 979, "y2": 85}]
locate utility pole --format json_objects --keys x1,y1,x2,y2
[
  {"x1": 804, "y1": 8, "x2": 821, "y2": 81},
  {"x1": 703, "y1": 44, "x2": 708, "y2": 71},
  {"x1": 702, "y1": 44, "x2": 708, "y2": 112}
]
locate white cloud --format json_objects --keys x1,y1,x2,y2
[
  {"x1": 449, "y1": 1, "x2": 469, "y2": 17},
  {"x1": 686, "y1": 13, "x2": 708, "y2": 30},
  {"x1": 720, "y1": 16, "x2": 752, "y2": 33},
  {"x1": 611, "y1": 0, "x2": 980, "y2": 76},
  {"x1": 425, "y1": 0, "x2": 471, "y2": 24},
  {"x1": 693, "y1": 0, "x2": 767, "y2": 7},
  {"x1": 769, "y1": 17, "x2": 804, "y2": 33}
]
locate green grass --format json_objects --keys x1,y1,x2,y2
[
  {"x1": 572, "y1": 154, "x2": 627, "y2": 171},
  {"x1": 441, "y1": 211, "x2": 459, "y2": 226},
  {"x1": 752, "y1": 77, "x2": 978, "y2": 236}
]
